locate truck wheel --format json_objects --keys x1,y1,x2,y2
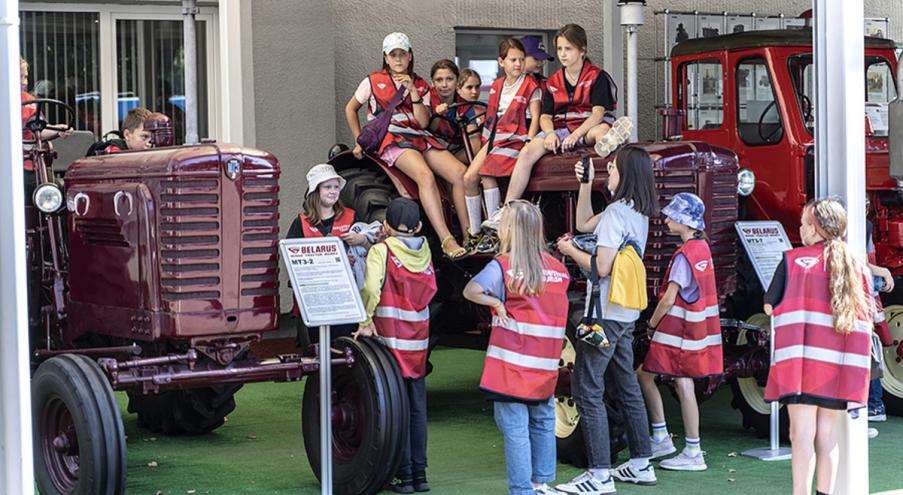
[
  {"x1": 338, "y1": 168, "x2": 397, "y2": 223},
  {"x1": 302, "y1": 337, "x2": 407, "y2": 495},
  {"x1": 126, "y1": 384, "x2": 242, "y2": 435},
  {"x1": 729, "y1": 313, "x2": 789, "y2": 440},
  {"x1": 880, "y1": 305, "x2": 903, "y2": 416},
  {"x1": 33, "y1": 354, "x2": 126, "y2": 495}
]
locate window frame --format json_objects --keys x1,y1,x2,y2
[
  {"x1": 735, "y1": 55, "x2": 785, "y2": 147},
  {"x1": 677, "y1": 57, "x2": 724, "y2": 131}
]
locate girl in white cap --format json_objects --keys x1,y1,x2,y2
[
  {"x1": 345, "y1": 32, "x2": 469, "y2": 259},
  {"x1": 286, "y1": 164, "x2": 368, "y2": 345}
]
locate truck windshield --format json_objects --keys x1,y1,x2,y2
[{"x1": 788, "y1": 54, "x2": 898, "y2": 136}]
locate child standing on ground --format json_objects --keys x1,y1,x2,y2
[
  {"x1": 763, "y1": 198, "x2": 874, "y2": 495},
  {"x1": 463, "y1": 200, "x2": 570, "y2": 495},
  {"x1": 636, "y1": 192, "x2": 722, "y2": 472},
  {"x1": 356, "y1": 198, "x2": 437, "y2": 493},
  {"x1": 462, "y1": 38, "x2": 542, "y2": 251}
]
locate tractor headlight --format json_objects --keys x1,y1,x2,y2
[
  {"x1": 33, "y1": 183, "x2": 63, "y2": 213},
  {"x1": 738, "y1": 168, "x2": 756, "y2": 196}
]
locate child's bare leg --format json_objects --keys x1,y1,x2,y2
[
  {"x1": 425, "y1": 148, "x2": 469, "y2": 237},
  {"x1": 788, "y1": 404, "x2": 818, "y2": 495},
  {"x1": 637, "y1": 367, "x2": 666, "y2": 424},
  {"x1": 584, "y1": 122, "x2": 612, "y2": 146},
  {"x1": 454, "y1": 147, "x2": 471, "y2": 165},
  {"x1": 814, "y1": 407, "x2": 841, "y2": 495},
  {"x1": 674, "y1": 377, "x2": 700, "y2": 439},
  {"x1": 504, "y1": 138, "x2": 548, "y2": 203},
  {"x1": 393, "y1": 150, "x2": 459, "y2": 249}
]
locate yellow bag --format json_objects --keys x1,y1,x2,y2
[{"x1": 608, "y1": 244, "x2": 648, "y2": 311}]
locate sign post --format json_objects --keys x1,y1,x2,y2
[
  {"x1": 735, "y1": 221, "x2": 793, "y2": 461},
  {"x1": 280, "y1": 237, "x2": 366, "y2": 495}
]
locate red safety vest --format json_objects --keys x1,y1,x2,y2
[
  {"x1": 291, "y1": 208, "x2": 356, "y2": 317},
  {"x1": 368, "y1": 70, "x2": 444, "y2": 156},
  {"x1": 764, "y1": 243, "x2": 874, "y2": 406},
  {"x1": 546, "y1": 62, "x2": 603, "y2": 132},
  {"x1": 643, "y1": 240, "x2": 723, "y2": 378},
  {"x1": 429, "y1": 89, "x2": 468, "y2": 150},
  {"x1": 480, "y1": 75, "x2": 539, "y2": 177},
  {"x1": 372, "y1": 241, "x2": 437, "y2": 379},
  {"x1": 22, "y1": 91, "x2": 36, "y2": 171},
  {"x1": 480, "y1": 254, "x2": 570, "y2": 401}
]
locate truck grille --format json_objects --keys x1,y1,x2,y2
[
  {"x1": 159, "y1": 179, "x2": 223, "y2": 302},
  {"x1": 240, "y1": 177, "x2": 280, "y2": 299}
]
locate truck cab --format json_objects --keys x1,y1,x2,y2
[{"x1": 670, "y1": 28, "x2": 902, "y2": 271}]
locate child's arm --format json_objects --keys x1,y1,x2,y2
[
  {"x1": 556, "y1": 241, "x2": 616, "y2": 278},
  {"x1": 575, "y1": 159, "x2": 602, "y2": 232},
  {"x1": 868, "y1": 261, "x2": 895, "y2": 292},
  {"x1": 561, "y1": 106, "x2": 606, "y2": 151},
  {"x1": 463, "y1": 280, "x2": 507, "y2": 323},
  {"x1": 346, "y1": 96, "x2": 365, "y2": 159},
  {"x1": 647, "y1": 282, "x2": 679, "y2": 333},
  {"x1": 356, "y1": 244, "x2": 389, "y2": 335},
  {"x1": 527, "y1": 99, "x2": 542, "y2": 139}
]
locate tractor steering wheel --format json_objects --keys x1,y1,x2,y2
[
  {"x1": 798, "y1": 94, "x2": 813, "y2": 126},
  {"x1": 756, "y1": 100, "x2": 782, "y2": 144},
  {"x1": 22, "y1": 98, "x2": 75, "y2": 144},
  {"x1": 429, "y1": 100, "x2": 488, "y2": 132}
]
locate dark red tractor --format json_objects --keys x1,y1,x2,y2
[{"x1": 24, "y1": 99, "x2": 406, "y2": 495}]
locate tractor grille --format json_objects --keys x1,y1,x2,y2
[
  {"x1": 159, "y1": 179, "x2": 223, "y2": 302},
  {"x1": 240, "y1": 177, "x2": 280, "y2": 299},
  {"x1": 74, "y1": 218, "x2": 129, "y2": 247}
]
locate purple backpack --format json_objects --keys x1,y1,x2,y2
[{"x1": 357, "y1": 79, "x2": 406, "y2": 155}]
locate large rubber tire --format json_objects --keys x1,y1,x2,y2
[
  {"x1": 556, "y1": 298, "x2": 628, "y2": 468},
  {"x1": 728, "y1": 313, "x2": 789, "y2": 440},
  {"x1": 126, "y1": 384, "x2": 242, "y2": 435},
  {"x1": 33, "y1": 354, "x2": 126, "y2": 495},
  {"x1": 880, "y1": 305, "x2": 903, "y2": 416},
  {"x1": 302, "y1": 337, "x2": 408, "y2": 495},
  {"x1": 338, "y1": 168, "x2": 397, "y2": 223}
]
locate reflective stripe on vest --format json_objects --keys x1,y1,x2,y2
[
  {"x1": 773, "y1": 310, "x2": 873, "y2": 335},
  {"x1": 651, "y1": 332, "x2": 722, "y2": 352},
  {"x1": 665, "y1": 304, "x2": 720, "y2": 323},
  {"x1": 368, "y1": 71, "x2": 443, "y2": 154},
  {"x1": 378, "y1": 336, "x2": 430, "y2": 351},
  {"x1": 375, "y1": 305, "x2": 430, "y2": 322},
  {"x1": 479, "y1": 254, "x2": 570, "y2": 401}
]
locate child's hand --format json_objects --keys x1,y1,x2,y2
[
  {"x1": 435, "y1": 102, "x2": 449, "y2": 114},
  {"x1": 574, "y1": 157, "x2": 594, "y2": 183},
  {"x1": 341, "y1": 231, "x2": 368, "y2": 246},
  {"x1": 354, "y1": 322, "x2": 378, "y2": 339},
  {"x1": 557, "y1": 237, "x2": 575, "y2": 257},
  {"x1": 492, "y1": 301, "x2": 510, "y2": 326},
  {"x1": 544, "y1": 132, "x2": 560, "y2": 153},
  {"x1": 393, "y1": 74, "x2": 414, "y2": 92},
  {"x1": 352, "y1": 143, "x2": 364, "y2": 159},
  {"x1": 874, "y1": 266, "x2": 895, "y2": 292},
  {"x1": 561, "y1": 133, "x2": 581, "y2": 152}
]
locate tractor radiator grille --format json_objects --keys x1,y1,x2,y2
[
  {"x1": 74, "y1": 218, "x2": 129, "y2": 247},
  {"x1": 240, "y1": 177, "x2": 280, "y2": 299}
]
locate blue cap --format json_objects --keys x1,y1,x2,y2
[
  {"x1": 661, "y1": 192, "x2": 705, "y2": 231},
  {"x1": 520, "y1": 36, "x2": 554, "y2": 61}
]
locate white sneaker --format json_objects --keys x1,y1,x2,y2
[
  {"x1": 868, "y1": 412, "x2": 887, "y2": 422},
  {"x1": 535, "y1": 483, "x2": 567, "y2": 495},
  {"x1": 868, "y1": 427, "x2": 879, "y2": 439},
  {"x1": 649, "y1": 436, "x2": 676, "y2": 459},
  {"x1": 481, "y1": 207, "x2": 505, "y2": 231},
  {"x1": 660, "y1": 449, "x2": 708, "y2": 472},
  {"x1": 594, "y1": 116, "x2": 633, "y2": 157},
  {"x1": 556, "y1": 471, "x2": 616, "y2": 494},
  {"x1": 611, "y1": 460, "x2": 657, "y2": 486}
]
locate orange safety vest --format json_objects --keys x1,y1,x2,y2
[
  {"x1": 479, "y1": 254, "x2": 570, "y2": 401},
  {"x1": 372, "y1": 241, "x2": 437, "y2": 379},
  {"x1": 643, "y1": 240, "x2": 723, "y2": 378},
  {"x1": 764, "y1": 243, "x2": 873, "y2": 406},
  {"x1": 368, "y1": 70, "x2": 444, "y2": 156},
  {"x1": 480, "y1": 75, "x2": 539, "y2": 177}
]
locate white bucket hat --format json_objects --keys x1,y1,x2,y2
[
  {"x1": 383, "y1": 32, "x2": 411, "y2": 54},
  {"x1": 306, "y1": 164, "x2": 346, "y2": 197}
]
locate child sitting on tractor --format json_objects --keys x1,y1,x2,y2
[
  {"x1": 428, "y1": 59, "x2": 482, "y2": 165},
  {"x1": 86, "y1": 107, "x2": 155, "y2": 155}
]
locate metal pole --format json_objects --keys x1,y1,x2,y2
[
  {"x1": 0, "y1": 1, "x2": 35, "y2": 493},
  {"x1": 741, "y1": 318, "x2": 791, "y2": 461},
  {"x1": 619, "y1": 1, "x2": 645, "y2": 142},
  {"x1": 182, "y1": 0, "x2": 199, "y2": 144},
  {"x1": 319, "y1": 325, "x2": 332, "y2": 495},
  {"x1": 814, "y1": 2, "x2": 869, "y2": 493}
]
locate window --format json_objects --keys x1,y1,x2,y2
[
  {"x1": 736, "y1": 57, "x2": 783, "y2": 145},
  {"x1": 455, "y1": 29, "x2": 558, "y2": 101},
  {"x1": 20, "y1": 11, "x2": 102, "y2": 136},
  {"x1": 679, "y1": 59, "x2": 723, "y2": 130}
]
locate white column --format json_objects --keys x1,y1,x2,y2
[
  {"x1": 0, "y1": 1, "x2": 35, "y2": 494},
  {"x1": 813, "y1": 1, "x2": 868, "y2": 494},
  {"x1": 218, "y1": 0, "x2": 245, "y2": 145},
  {"x1": 603, "y1": 0, "x2": 623, "y2": 117}
]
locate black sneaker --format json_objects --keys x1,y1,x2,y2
[
  {"x1": 387, "y1": 478, "x2": 414, "y2": 494},
  {"x1": 413, "y1": 471, "x2": 430, "y2": 492}
]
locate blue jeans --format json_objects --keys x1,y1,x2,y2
[
  {"x1": 398, "y1": 377, "x2": 428, "y2": 479},
  {"x1": 493, "y1": 398, "x2": 557, "y2": 495},
  {"x1": 868, "y1": 378, "x2": 885, "y2": 413}
]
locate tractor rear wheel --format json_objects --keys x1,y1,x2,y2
[
  {"x1": 126, "y1": 384, "x2": 242, "y2": 435},
  {"x1": 338, "y1": 168, "x2": 397, "y2": 223},
  {"x1": 302, "y1": 337, "x2": 408, "y2": 495},
  {"x1": 33, "y1": 354, "x2": 126, "y2": 495}
]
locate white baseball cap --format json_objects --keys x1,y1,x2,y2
[
  {"x1": 383, "y1": 32, "x2": 412, "y2": 55},
  {"x1": 306, "y1": 164, "x2": 346, "y2": 197}
]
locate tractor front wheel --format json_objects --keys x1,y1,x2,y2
[{"x1": 880, "y1": 305, "x2": 903, "y2": 416}]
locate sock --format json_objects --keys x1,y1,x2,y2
[
  {"x1": 531, "y1": 482, "x2": 544, "y2": 490},
  {"x1": 685, "y1": 437, "x2": 701, "y2": 457},
  {"x1": 465, "y1": 195, "x2": 483, "y2": 235},
  {"x1": 651, "y1": 422, "x2": 669, "y2": 443},
  {"x1": 629, "y1": 457, "x2": 650, "y2": 470},
  {"x1": 590, "y1": 468, "x2": 610, "y2": 481},
  {"x1": 483, "y1": 187, "x2": 501, "y2": 218}
]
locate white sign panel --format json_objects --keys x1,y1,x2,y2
[
  {"x1": 280, "y1": 237, "x2": 367, "y2": 327},
  {"x1": 735, "y1": 221, "x2": 793, "y2": 291}
]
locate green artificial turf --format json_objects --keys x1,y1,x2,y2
[{"x1": 122, "y1": 346, "x2": 903, "y2": 494}]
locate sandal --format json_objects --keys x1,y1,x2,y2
[
  {"x1": 463, "y1": 231, "x2": 483, "y2": 252},
  {"x1": 441, "y1": 235, "x2": 467, "y2": 260},
  {"x1": 475, "y1": 230, "x2": 500, "y2": 254}
]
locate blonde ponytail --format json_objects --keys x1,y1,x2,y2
[
  {"x1": 808, "y1": 199, "x2": 869, "y2": 334},
  {"x1": 498, "y1": 201, "x2": 547, "y2": 296}
]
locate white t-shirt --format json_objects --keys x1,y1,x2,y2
[
  {"x1": 354, "y1": 76, "x2": 430, "y2": 114},
  {"x1": 497, "y1": 74, "x2": 541, "y2": 118},
  {"x1": 587, "y1": 199, "x2": 649, "y2": 323}
]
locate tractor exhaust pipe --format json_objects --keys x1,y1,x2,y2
[
  {"x1": 888, "y1": 51, "x2": 903, "y2": 186},
  {"x1": 619, "y1": 1, "x2": 646, "y2": 143},
  {"x1": 182, "y1": 0, "x2": 199, "y2": 144}
]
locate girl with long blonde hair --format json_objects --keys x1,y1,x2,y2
[
  {"x1": 463, "y1": 201, "x2": 571, "y2": 495},
  {"x1": 763, "y1": 197, "x2": 874, "y2": 495}
]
